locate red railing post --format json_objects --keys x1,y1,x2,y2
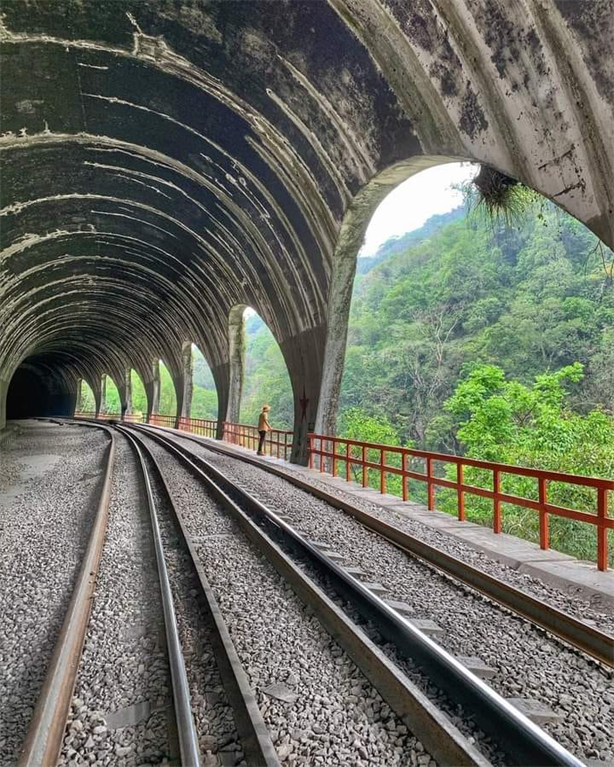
[
  {"x1": 402, "y1": 452, "x2": 409, "y2": 502},
  {"x1": 426, "y1": 457, "x2": 435, "y2": 510},
  {"x1": 493, "y1": 469, "x2": 502, "y2": 534},
  {"x1": 457, "y1": 463, "x2": 465, "y2": 521},
  {"x1": 380, "y1": 450, "x2": 386, "y2": 494},
  {"x1": 332, "y1": 439, "x2": 338, "y2": 477},
  {"x1": 539, "y1": 477, "x2": 549, "y2": 550},
  {"x1": 362, "y1": 445, "x2": 367, "y2": 488},
  {"x1": 345, "y1": 442, "x2": 351, "y2": 482},
  {"x1": 597, "y1": 487, "x2": 608, "y2": 572}
]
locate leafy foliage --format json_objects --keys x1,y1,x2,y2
[
  {"x1": 231, "y1": 199, "x2": 614, "y2": 562},
  {"x1": 436, "y1": 363, "x2": 614, "y2": 562},
  {"x1": 239, "y1": 314, "x2": 294, "y2": 429}
]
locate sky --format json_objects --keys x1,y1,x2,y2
[{"x1": 359, "y1": 162, "x2": 477, "y2": 257}]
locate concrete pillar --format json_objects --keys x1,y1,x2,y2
[
  {"x1": 314, "y1": 254, "x2": 357, "y2": 437},
  {"x1": 75, "y1": 379, "x2": 82, "y2": 414},
  {"x1": 211, "y1": 363, "x2": 230, "y2": 440},
  {"x1": 93, "y1": 384, "x2": 102, "y2": 418},
  {"x1": 124, "y1": 369, "x2": 133, "y2": 416},
  {"x1": 100, "y1": 375, "x2": 107, "y2": 415},
  {"x1": 146, "y1": 361, "x2": 160, "y2": 423},
  {"x1": 115, "y1": 374, "x2": 127, "y2": 419},
  {"x1": 0, "y1": 377, "x2": 8, "y2": 430},
  {"x1": 180, "y1": 342, "x2": 193, "y2": 419},
  {"x1": 173, "y1": 371, "x2": 184, "y2": 430},
  {"x1": 226, "y1": 306, "x2": 246, "y2": 424},
  {"x1": 281, "y1": 325, "x2": 326, "y2": 465}
]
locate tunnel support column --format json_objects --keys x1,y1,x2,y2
[
  {"x1": 177, "y1": 341, "x2": 193, "y2": 427},
  {"x1": 211, "y1": 363, "x2": 229, "y2": 440},
  {"x1": 92, "y1": 378, "x2": 102, "y2": 419},
  {"x1": 0, "y1": 377, "x2": 8, "y2": 430},
  {"x1": 123, "y1": 369, "x2": 133, "y2": 418},
  {"x1": 226, "y1": 307, "x2": 246, "y2": 426},
  {"x1": 99, "y1": 376, "x2": 107, "y2": 416},
  {"x1": 75, "y1": 379, "x2": 82, "y2": 416},
  {"x1": 315, "y1": 223, "x2": 360, "y2": 440},
  {"x1": 146, "y1": 362, "x2": 160, "y2": 424},
  {"x1": 281, "y1": 326, "x2": 326, "y2": 466}
]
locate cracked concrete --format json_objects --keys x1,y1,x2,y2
[{"x1": 1, "y1": 1, "x2": 612, "y2": 457}]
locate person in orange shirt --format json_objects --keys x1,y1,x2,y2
[{"x1": 257, "y1": 404, "x2": 271, "y2": 455}]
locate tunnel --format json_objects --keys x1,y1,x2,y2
[
  {"x1": 1, "y1": 1, "x2": 613, "y2": 462},
  {"x1": 6, "y1": 360, "x2": 76, "y2": 420}
]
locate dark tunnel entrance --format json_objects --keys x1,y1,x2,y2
[{"x1": 6, "y1": 364, "x2": 76, "y2": 420}]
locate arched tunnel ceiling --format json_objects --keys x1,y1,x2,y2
[{"x1": 1, "y1": 0, "x2": 613, "y2": 401}]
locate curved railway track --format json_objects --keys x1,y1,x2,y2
[
  {"x1": 17, "y1": 421, "x2": 278, "y2": 767},
  {"x1": 126, "y1": 422, "x2": 591, "y2": 767}
]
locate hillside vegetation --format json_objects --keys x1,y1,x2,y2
[
  {"x1": 81, "y1": 199, "x2": 614, "y2": 562},
  {"x1": 240, "y1": 201, "x2": 614, "y2": 562}
]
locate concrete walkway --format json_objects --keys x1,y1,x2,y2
[{"x1": 175, "y1": 432, "x2": 614, "y2": 609}]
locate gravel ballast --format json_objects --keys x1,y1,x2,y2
[
  {"x1": 143, "y1": 434, "x2": 436, "y2": 767},
  {"x1": 155, "y1": 432, "x2": 614, "y2": 765},
  {"x1": 0, "y1": 421, "x2": 109, "y2": 765}
]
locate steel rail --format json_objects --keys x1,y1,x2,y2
[
  {"x1": 119, "y1": 428, "x2": 202, "y2": 767},
  {"x1": 131, "y1": 424, "x2": 585, "y2": 767},
  {"x1": 17, "y1": 423, "x2": 116, "y2": 767},
  {"x1": 151, "y1": 424, "x2": 614, "y2": 668},
  {"x1": 126, "y1": 424, "x2": 489, "y2": 767},
  {"x1": 117, "y1": 425, "x2": 281, "y2": 767}
]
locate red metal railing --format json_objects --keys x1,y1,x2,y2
[
  {"x1": 149, "y1": 413, "x2": 176, "y2": 428},
  {"x1": 178, "y1": 416, "x2": 217, "y2": 438},
  {"x1": 308, "y1": 434, "x2": 614, "y2": 571},
  {"x1": 223, "y1": 421, "x2": 294, "y2": 460},
  {"x1": 74, "y1": 411, "x2": 143, "y2": 422}
]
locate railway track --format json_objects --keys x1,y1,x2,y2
[
  {"x1": 16, "y1": 422, "x2": 116, "y2": 767},
  {"x1": 150, "y1": 422, "x2": 614, "y2": 668},
  {"x1": 126, "y1": 422, "x2": 590, "y2": 767},
  {"x1": 16, "y1": 421, "x2": 278, "y2": 767}
]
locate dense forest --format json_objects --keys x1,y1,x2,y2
[
  {"x1": 233, "y1": 198, "x2": 614, "y2": 562},
  {"x1": 79, "y1": 196, "x2": 614, "y2": 561}
]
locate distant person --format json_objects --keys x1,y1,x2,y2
[
  {"x1": 257, "y1": 405, "x2": 271, "y2": 455},
  {"x1": 121, "y1": 402, "x2": 128, "y2": 421}
]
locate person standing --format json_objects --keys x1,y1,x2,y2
[{"x1": 257, "y1": 404, "x2": 271, "y2": 455}]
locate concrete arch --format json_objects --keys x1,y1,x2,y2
[
  {"x1": 1, "y1": 1, "x2": 613, "y2": 443},
  {"x1": 314, "y1": 150, "x2": 614, "y2": 438},
  {"x1": 99, "y1": 373, "x2": 122, "y2": 415},
  {"x1": 187, "y1": 343, "x2": 219, "y2": 420},
  {"x1": 76, "y1": 377, "x2": 96, "y2": 413}
]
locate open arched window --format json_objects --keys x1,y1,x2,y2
[
  {"x1": 191, "y1": 344, "x2": 218, "y2": 420},
  {"x1": 240, "y1": 308, "x2": 293, "y2": 430},
  {"x1": 77, "y1": 379, "x2": 95, "y2": 412}
]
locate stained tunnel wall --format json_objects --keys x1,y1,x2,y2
[{"x1": 6, "y1": 366, "x2": 76, "y2": 420}]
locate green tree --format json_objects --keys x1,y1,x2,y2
[{"x1": 440, "y1": 363, "x2": 614, "y2": 563}]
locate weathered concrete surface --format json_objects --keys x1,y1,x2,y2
[
  {"x1": 0, "y1": 379, "x2": 8, "y2": 431},
  {"x1": 1, "y1": 1, "x2": 612, "y2": 455},
  {"x1": 179, "y1": 341, "x2": 193, "y2": 420},
  {"x1": 226, "y1": 306, "x2": 247, "y2": 425}
]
